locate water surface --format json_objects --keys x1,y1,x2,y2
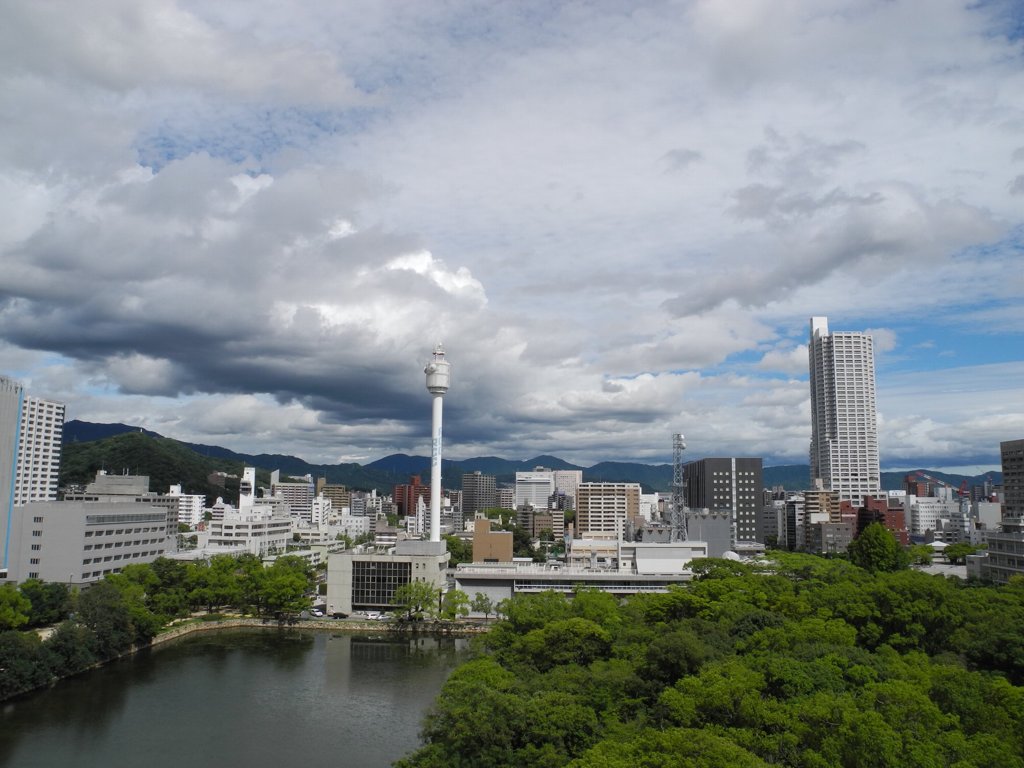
[{"x1": 0, "y1": 629, "x2": 466, "y2": 768}]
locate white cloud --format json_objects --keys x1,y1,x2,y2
[{"x1": 0, "y1": 0, "x2": 1021, "y2": 470}]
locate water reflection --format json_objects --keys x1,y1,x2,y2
[{"x1": 0, "y1": 629, "x2": 466, "y2": 768}]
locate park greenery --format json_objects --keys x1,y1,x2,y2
[
  {"x1": 0, "y1": 554, "x2": 316, "y2": 701},
  {"x1": 398, "y1": 548, "x2": 1024, "y2": 768}
]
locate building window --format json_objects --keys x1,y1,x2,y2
[{"x1": 31, "y1": 530, "x2": 42, "y2": 537}]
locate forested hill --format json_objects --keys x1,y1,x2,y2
[{"x1": 61, "y1": 420, "x2": 1001, "y2": 495}]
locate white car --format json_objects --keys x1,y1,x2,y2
[{"x1": 310, "y1": 608, "x2": 324, "y2": 617}]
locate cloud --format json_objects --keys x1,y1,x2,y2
[
  {"x1": 0, "y1": 0, "x2": 1021, "y2": 470},
  {"x1": 756, "y1": 345, "x2": 809, "y2": 375}
]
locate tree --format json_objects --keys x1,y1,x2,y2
[
  {"x1": 944, "y1": 542, "x2": 979, "y2": 565},
  {"x1": 0, "y1": 631, "x2": 52, "y2": 700},
  {"x1": 45, "y1": 620, "x2": 98, "y2": 677},
  {"x1": 441, "y1": 589, "x2": 470, "y2": 621},
  {"x1": 848, "y1": 523, "x2": 908, "y2": 573},
  {"x1": 18, "y1": 579, "x2": 70, "y2": 627},
  {"x1": 0, "y1": 583, "x2": 32, "y2": 630},
  {"x1": 908, "y1": 544, "x2": 933, "y2": 566},
  {"x1": 77, "y1": 580, "x2": 136, "y2": 659},
  {"x1": 443, "y1": 534, "x2": 473, "y2": 566},
  {"x1": 393, "y1": 580, "x2": 440, "y2": 621},
  {"x1": 261, "y1": 567, "x2": 309, "y2": 622},
  {"x1": 471, "y1": 592, "x2": 495, "y2": 619}
]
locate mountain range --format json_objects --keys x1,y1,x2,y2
[{"x1": 61, "y1": 420, "x2": 1002, "y2": 497}]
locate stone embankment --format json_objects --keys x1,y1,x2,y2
[{"x1": 150, "y1": 616, "x2": 488, "y2": 647}]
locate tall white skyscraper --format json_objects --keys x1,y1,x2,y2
[
  {"x1": 808, "y1": 317, "x2": 880, "y2": 506},
  {"x1": 1, "y1": 375, "x2": 65, "y2": 574}
]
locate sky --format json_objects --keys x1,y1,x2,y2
[{"x1": 1, "y1": 0, "x2": 1022, "y2": 471}]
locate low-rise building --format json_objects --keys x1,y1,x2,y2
[
  {"x1": 455, "y1": 540, "x2": 710, "y2": 612},
  {"x1": 326, "y1": 540, "x2": 448, "y2": 616}
]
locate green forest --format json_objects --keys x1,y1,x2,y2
[{"x1": 399, "y1": 550, "x2": 1024, "y2": 768}]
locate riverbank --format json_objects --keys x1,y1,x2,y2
[{"x1": 150, "y1": 615, "x2": 489, "y2": 648}]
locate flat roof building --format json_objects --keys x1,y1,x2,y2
[{"x1": 326, "y1": 540, "x2": 448, "y2": 616}]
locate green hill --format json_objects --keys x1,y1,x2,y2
[{"x1": 59, "y1": 432, "x2": 255, "y2": 505}]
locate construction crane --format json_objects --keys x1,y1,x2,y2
[
  {"x1": 913, "y1": 471, "x2": 971, "y2": 516},
  {"x1": 913, "y1": 471, "x2": 968, "y2": 499}
]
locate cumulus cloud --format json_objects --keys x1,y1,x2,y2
[{"x1": 0, "y1": 0, "x2": 1021, "y2": 469}]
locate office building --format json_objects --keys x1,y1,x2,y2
[
  {"x1": 461, "y1": 471, "x2": 496, "y2": 516},
  {"x1": 515, "y1": 469, "x2": 555, "y2": 509},
  {"x1": 1002, "y1": 439, "x2": 1024, "y2": 519},
  {"x1": 495, "y1": 486, "x2": 515, "y2": 510},
  {"x1": 5, "y1": 500, "x2": 169, "y2": 585},
  {"x1": 808, "y1": 317, "x2": 880, "y2": 505},
  {"x1": 684, "y1": 457, "x2": 764, "y2": 542},
  {"x1": 326, "y1": 540, "x2": 448, "y2": 616}
]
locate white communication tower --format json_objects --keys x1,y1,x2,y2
[{"x1": 424, "y1": 344, "x2": 451, "y2": 543}]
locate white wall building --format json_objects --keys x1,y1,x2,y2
[
  {"x1": 515, "y1": 470, "x2": 555, "y2": 509},
  {"x1": 551, "y1": 470, "x2": 583, "y2": 507},
  {"x1": 905, "y1": 496, "x2": 963, "y2": 537},
  {"x1": 6, "y1": 501, "x2": 168, "y2": 585},
  {"x1": 639, "y1": 492, "x2": 660, "y2": 523},
  {"x1": 808, "y1": 317, "x2": 880, "y2": 505},
  {"x1": 1, "y1": 376, "x2": 65, "y2": 577},
  {"x1": 169, "y1": 484, "x2": 206, "y2": 528}
]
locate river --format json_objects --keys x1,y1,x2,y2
[{"x1": 0, "y1": 629, "x2": 468, "y2": 768}]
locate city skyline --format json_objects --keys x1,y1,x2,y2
[{"x1": 1, "y1": 2, "x2": 1022, "y2": 471}]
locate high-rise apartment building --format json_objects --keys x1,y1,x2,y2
[
  {"x1": 1, "y1": 375, "x2": 65, "y2": 576},
  {"x1": 551, "y1": 470, "x2": 582, "y2": 509},
  {"x1": 808, "y1": 317, "x2": 880, "y2": 505},
  {"x1": 575, "y1": 482, "x2": 640, "y2": 537},
  {"x1": 684, "y1": 457, "x2": 764, "y2": 542},
  {"x1": 1001, "y1": 439, "x2": 1024, "y2": 519},
  {"x1": 461, "y1": 471, "x2": 497, "y2": 515},
  {"x1": 270, "y1": 470, "x2": 314, "y2": 523},
  {"x1": 393, "y1": 475, "x2": 430, "y2": 518}
]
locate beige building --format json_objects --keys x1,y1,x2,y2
[
  {"x1": 472, "y1": 519, "x2": 513, "y2": 563},
  {"x1": 575, "y1": 482, "x2": 641, "y2": 537}
]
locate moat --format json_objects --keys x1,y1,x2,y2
[{"x1": 0, "y1": 629, "x2": 468, "y2": 768}]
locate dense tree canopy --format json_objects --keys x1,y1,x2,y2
[
  {"x1": 0, "y1": 554, "x2": 319, "y2": 700},
  {"x1": 398, "y1": 554, "x2": 1024, "y2": 768}
]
